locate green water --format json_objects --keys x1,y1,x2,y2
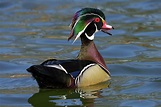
[{"x1": 0, "y1": 0, "x2": 161, "y2": 107}]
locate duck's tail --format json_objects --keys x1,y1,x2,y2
[{"x1": 27, "y1": 65, "x2": 75, "y2": 89}]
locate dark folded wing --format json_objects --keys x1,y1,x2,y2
[
  {"x1": 41, "y1": 59, "x2": 96, "y2": 78},
  {"x1": 27, "y1": 59, "x2": 96, "y2": 88},
  {"x1": 27, "y1": 65, "x2": 74, "y2": 88}
]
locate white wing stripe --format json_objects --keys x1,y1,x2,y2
[
  {"x1": 45, "y1": 64, "x2": 68, "y2": 74},
  {"x1": 58, "y1": 64, "x2": 68, "y2": 74}
]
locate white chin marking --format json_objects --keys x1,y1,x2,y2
[
  {"x1": 85, "y1": 23, "x2": 98, "y2": 40},
  {"x1": 85, "y1": 33, "x2": 95, "y2": 40}
]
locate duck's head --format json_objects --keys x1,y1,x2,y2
[{"x1": 68, "y1": 8, "x2": 114, "y2": 43}]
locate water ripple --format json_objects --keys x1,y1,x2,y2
[{"x1": 0, "y1": 0, "x2": 161, "y2": 107}]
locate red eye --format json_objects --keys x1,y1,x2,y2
[{"x1": 94, "y1": 18, "x2": 100, "y2": 22}]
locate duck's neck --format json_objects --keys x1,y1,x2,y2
[{"x1": 77, "y1": 37, "x2": 108, "y2": 69}]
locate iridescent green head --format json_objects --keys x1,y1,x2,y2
[{"x1": 68, "y1": 8, "x2": 114, "y2": 43}]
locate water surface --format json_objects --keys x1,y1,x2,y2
[{"x1": 0, "y1": 0, "x2": 161, "y2": 107}]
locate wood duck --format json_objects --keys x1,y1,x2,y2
[{"x1": 27, "y1": 8, "x2": 114, "y2": 88}]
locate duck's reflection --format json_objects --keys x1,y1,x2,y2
[{"x1": 28, "y1": 81, "x2": 110, "y2": 107}]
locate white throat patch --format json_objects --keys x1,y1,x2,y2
[
  {"x1": 85, "y1": 23, "x2": 99, "y2": 41},
  {"x1": 85, "y1": 33, "x2": 95, "y2": 40}
]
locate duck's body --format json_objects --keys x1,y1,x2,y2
[
  {"x1": 27, "y1": 8, "x2": 113, "y2": 88},
  {"x1": 27, "y1": 59, "x2": 110, "y2": 88}
]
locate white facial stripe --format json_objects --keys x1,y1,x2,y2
[
  {"x1": 71, "y1": 13, "x2": 105, "y2": 43},
  {"x1": 94, "y1": 23, "x2": 99, "y2": 32},
  {"x1": 72, "y1": 21, "x2": 91, "y2": 43},
  {"x1": 72, "y1": 13, "x2": 104, "y2": 32},
  {"x1": 72, "y1": 30, "x2": 83, "y2": 44}
]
